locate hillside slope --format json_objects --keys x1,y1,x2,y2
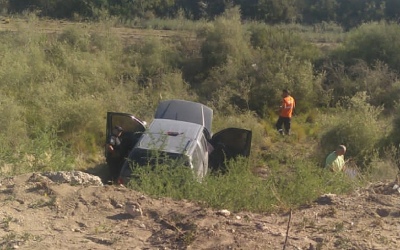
[{"x1": 1, "y1": 172, "x2": 399, "y2": 249}]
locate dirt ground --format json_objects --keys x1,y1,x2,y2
[{"x1": 0, "y1": 172, "x2": 400, "y2": 250}]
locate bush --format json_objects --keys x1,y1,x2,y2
[
  {"x1": 197, "y1": 11, "x2": 321, "y2": 116},
  {"x1": 198, "y1": 7, "x2": 252, "y2": 77},
  {"x1": 0, "y1": 127, "x2": 75, "y2": 176},
  {"x1": 318, "y1": 92, "x2": 385, "y2": 169},
  {"x1": 319, "y1": 59, "x2": 400, "y2": 112},
  {"x1": 334, "y1": 21, "x2": 400, "y2": 73},
  {"x1": 125, "y1": 153, "x2": 358, "y2": 213},
  {"x1": 0, "y1": 94, "x2": 28, "y2": 148},
  {"x1": 388, "y1": 104, "x2": 400, "y2": 148},
  {"x1": 246, "y1": 23, "x2": 320, "y2": 116},
  {"x1": 58, "y1": 26, "x2": 91, "y2": 51}
]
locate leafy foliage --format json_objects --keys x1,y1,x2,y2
[
  {"x1": 7, "y1": 0, "x2": 400, "y2": 30},
  {"x1": 127, "y1": 156, "x2": 356, "y2": 212},
  {"x1": 335, "y1": 21, "x2": 400, "y2": 73},
  {"x1": 388, "y1": 104, "x2": 400, "y2": 148},
  {"x1": 318, "y1": 92, "x2": 385, "y2": 169}
]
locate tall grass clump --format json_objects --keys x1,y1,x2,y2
[
  {"x1": 126, "y1": 156, "x2": 357, "y2": 212},
  {"x1": 0, "y1": 127, "x2": 75, "y2": 176},
  {"x1": 0, "y1": 94, "x2": 28, "y2": 148},
  {"x1": 126, "y1": 158, "x2": 203, "y2": 199},
  {"x1": 268, "y1": 160, "x2": 356, "y2": 209},
  {"x1": 366, "y1": 145, "x2": 400, "y2": 182}
]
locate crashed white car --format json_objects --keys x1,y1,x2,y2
[{"x1": 105, "y1": 99, "x2": 252, "y2": 184}]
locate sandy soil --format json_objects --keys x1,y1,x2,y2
[{"x1": 1, "y1": 172, "x2": 400, "y2": 250}]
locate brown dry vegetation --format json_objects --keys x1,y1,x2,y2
[{"x1": 0, "y1": 18, "x2": 195, "y2": 42}]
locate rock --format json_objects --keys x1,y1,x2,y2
[
  {"x1": 216, "y1": 209, "x2": 231, "y2": 217},
  {"x1": 125, "y1": 202, "x2": 143, "y2": 217},
  {"x1": 315, "y1": 193, "x2": 337, "y2": 205},
  {"x1": 376, "y1": 208, "x2": 390, "y2": 217},
  {"x1": 40, "y1": 171, "x2": 103, "y2": 186},
  {"x1": 255, "y1": 222, "x2": 267, "y2": 231}
]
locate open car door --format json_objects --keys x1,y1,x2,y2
[
  {"x1": 105, "y1": 112, "x2": 146, "y2": 159},
  {"x1": 208, "y1": 128, "x2": 252, "y2": 172}
]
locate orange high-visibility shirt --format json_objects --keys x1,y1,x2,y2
[{"x1": 279, "y1": 96, "x2": 295, "y2": 118}]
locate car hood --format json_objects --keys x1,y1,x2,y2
[{"x1": 137, "y1": 119, "x2": 203, "y2": 154}]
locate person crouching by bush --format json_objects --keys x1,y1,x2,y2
[{"x1": 325, "y1": 145, "x2": 347, "y2": 172}]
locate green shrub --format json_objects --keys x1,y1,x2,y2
[
  {"x1": 348, "y1": 61, "x2": 400, "y2": 113},
  {"x1": 246, "y1": 23, "x2": 320, "y2": 116},
  {"x1": 388, "y1": 104, "x2": 400, "y2": 148},
  {"x1": 335, "y1": 21, "x2": 400, "y2": 73},
  {"x1": 366, "y1": 145, "x2": 399, "y2": 182},
  {"x1": 58, "y1": 26, "x2": 90, "y2": 51},
  {"x1": 199, "y1": 7, "x2": 252, "y2": 72},
  {"x1": 196, "y1": 10, "x2": 321, "y2": 116},
  {"x1": 318, "y1": 92, "x2": 385, "y2": 169},
  {"x1": 0, "y1": 127, "x2": 75, "y2": 176},
  {"x1": 269, "y1": 161, "x2": 356, "y2": 208},
  {"x1": 320, "y1": 59, "x2": 400, "y2": 112},
  {"x1": 126, "y1": 158, "x2": 202, "y2": 199},
  {"x1": 249, "y1": 23, "x2": 321, "y2": 62},
  {"x1": 126, "y1": 155, "x2": 357, "y2": 212},
  {"x1": 0, "y1": 94, "x2": 28, "y2": 148}
]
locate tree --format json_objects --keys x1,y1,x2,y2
[{"x1": 302, "y1": 0, "x2": 338, "y2": 23}]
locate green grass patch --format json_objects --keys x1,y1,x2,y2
[{"x1": 127, "y1": 157, "x2": 358, "y2": 213}]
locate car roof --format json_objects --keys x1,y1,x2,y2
[
  {"x1": 154, "y1": 99, "x2": 213, "y2": 133},
  {"x1": 136, "y1": 119, "x2": 203, "y2": 155}
]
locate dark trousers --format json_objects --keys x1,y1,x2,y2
[
  {"x1": 276, "y1": 116, "x2": 292, "y2": 134},
  {"x1": 106, "y1": 156, "x2": 125, "y2": 182}
]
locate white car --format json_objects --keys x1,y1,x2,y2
[{"x1": 105, "y1": 99, "x2": 252, "y2": 185}]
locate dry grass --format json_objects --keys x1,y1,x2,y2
[{"x1": 0, "y1": 17, "x2": 195, "y2": 44}]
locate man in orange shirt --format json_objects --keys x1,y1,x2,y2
[{"x1": 276, "y1": 89, "x2": 295, "y2": 135}]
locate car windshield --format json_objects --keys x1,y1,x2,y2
[{"x1": 154, "y1": 100, "x2": 213, "y2": 133}]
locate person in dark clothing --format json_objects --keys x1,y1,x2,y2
[{"x1": 106, "y1": 125, "x2": 124, "y2": 182}]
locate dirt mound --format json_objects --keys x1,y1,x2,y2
[{"x1": 1, "y1": 172, "x2": 400, "y2": 249}]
